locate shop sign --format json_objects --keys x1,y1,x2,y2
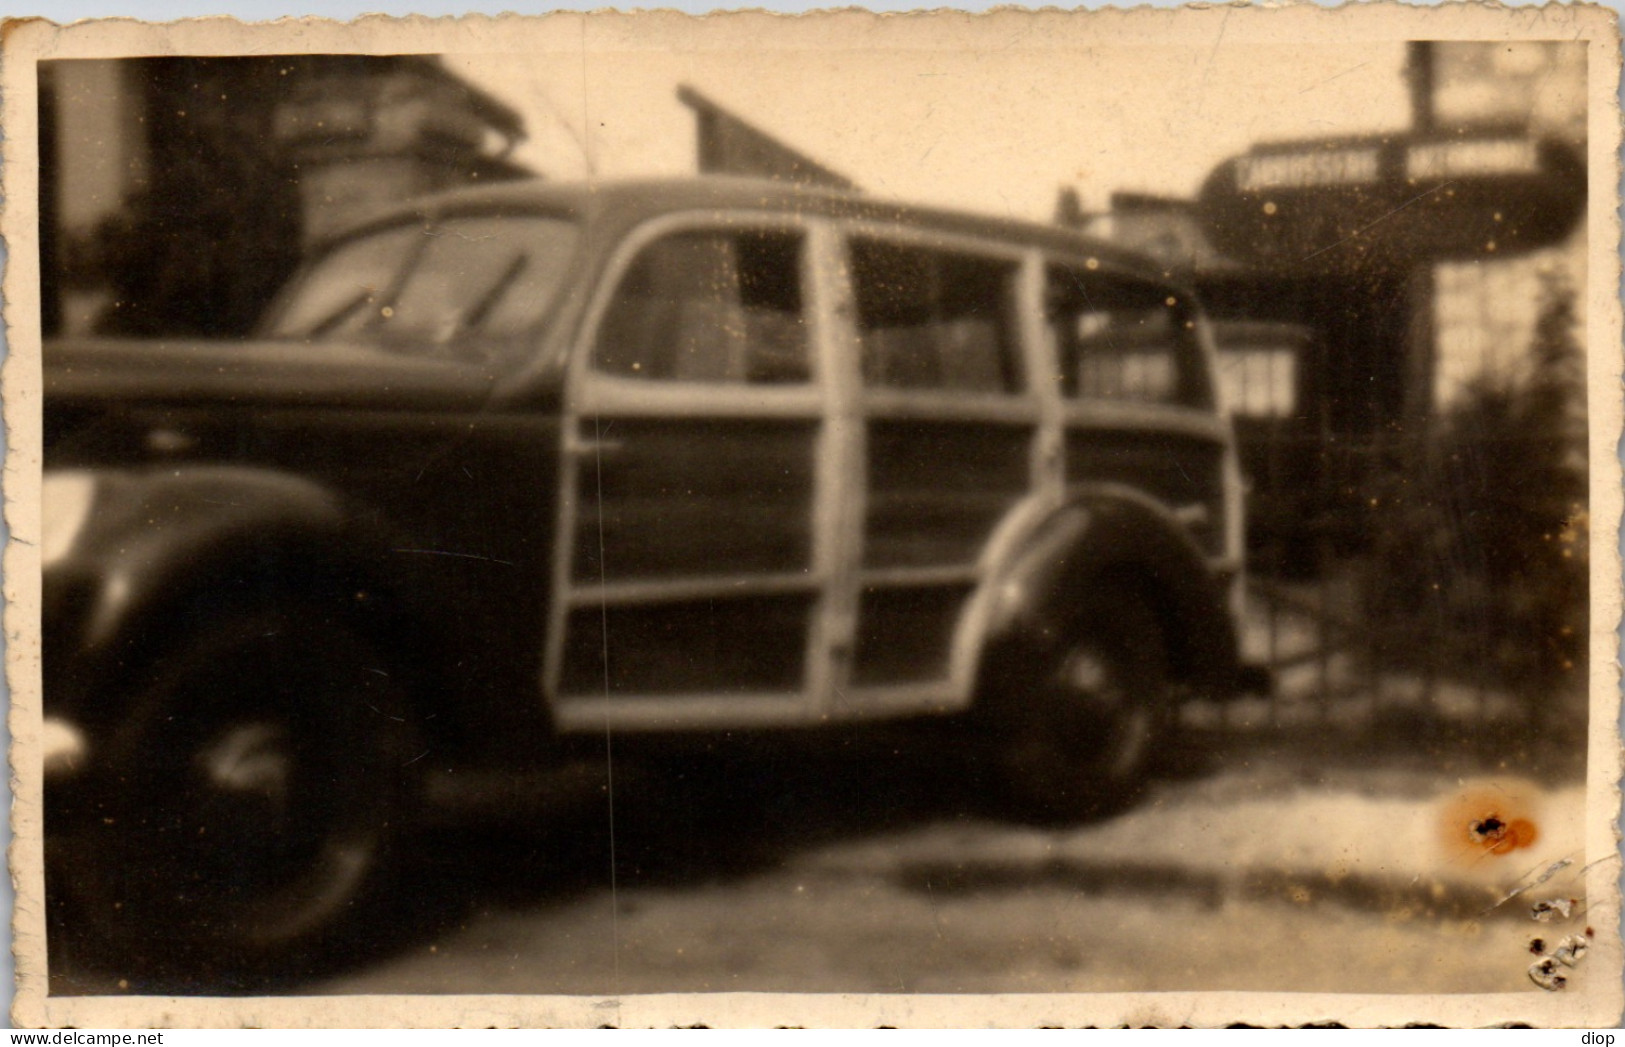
[{"x1": 1197, "y1": 131, "x2": 1584, "y2": 272}]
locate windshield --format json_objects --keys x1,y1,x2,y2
[{"x1": 264, "y1": 214, "x2": 581, "y2": 364}]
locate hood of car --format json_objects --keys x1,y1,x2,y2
[{"x1": 44, "y1": 336, "x2": 503, "y2": 411}]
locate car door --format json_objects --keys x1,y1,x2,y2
[
  {"x1": 837, "y1": 229, "x2": 1045, "y2": 709},
  {"x1": 549, "y1": 215, "x2": 841, "y2": 728}
]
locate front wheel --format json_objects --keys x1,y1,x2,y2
[
  {"x1": 51, "y1": 599, "x2": 420, "y2": 983},
  {"x1": 979, "y1": 586, "x2": 1171, "y2": 824}
]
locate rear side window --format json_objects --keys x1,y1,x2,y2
[
  {"x1": 593, "y1": 228, "x2": 810, "y2": 385},
  {"x1": 1046, "y1": 264, "x2": 1213, "y2": 409},
  {"x1": 850, "y1": 239, "x2": 1022, "y2": 394}
]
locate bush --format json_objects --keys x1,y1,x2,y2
[{"x1": 1363, "y1": 271, "x2": 1587, "y2": 700}]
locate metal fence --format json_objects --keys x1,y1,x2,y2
[{"x1": 1191, "y1": 421, "x2": 1588, "y2": 736}]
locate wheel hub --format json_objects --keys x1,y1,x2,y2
[
  {"x1": 1055, "y1": 646, "x2": 1152, "y2": 779},
  {"x1": 197, "y1": 722, "x2": 293, "y2": 807},
  {"x1": 1060, "y1": 650, "x2": 1112, "y2": 699}
]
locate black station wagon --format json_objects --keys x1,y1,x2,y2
[{"x1": 42, "y1": 177, "x2": 1248, "y2": 972}]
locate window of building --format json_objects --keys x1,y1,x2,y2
[{"x1": 1210, "y1": 322, "x2": 1309, "y2": 418}]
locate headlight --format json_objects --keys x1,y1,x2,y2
[
  {"x1": 43, "y1": 471, "x2": 97, "y2": 568},
  {"x1": 43, "y1": 716, "x2": 88, "y2": 779}
]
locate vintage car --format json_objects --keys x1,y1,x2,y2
[{"x1": 42, "y1": 176, "x2": 1247, "y2": 973}]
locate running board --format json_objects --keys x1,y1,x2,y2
[{"x1": 419, "y1": 758, "x2": 635, "y2": 829}]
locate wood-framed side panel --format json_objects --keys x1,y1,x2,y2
[
  {"x1": 546, "y1": 210, "x2": 850, "y2": 732},
  {"x1": 827, "y1": 223, "x2": 1052, "y2": 714}
]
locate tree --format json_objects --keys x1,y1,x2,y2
[{"x1": 1364, "y1": 269, "x2": 1587, "y2": 705}]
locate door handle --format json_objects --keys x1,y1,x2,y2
[{"x1": 566, "y1": 434, "x2": 625, "y2": 458}]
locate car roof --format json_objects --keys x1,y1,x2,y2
[{"x1": 330, "y1": 175, "x2": 1175, "y2": 280}]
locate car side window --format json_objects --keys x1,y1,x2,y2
[
  {"x1": 849, "y1": 238, "x2": 1022, "y2": 394},
  {"x1": 593, "y1": 228, "x2": 810, "y2": 385},
  {"x1": 1045, "y1": 264, "x2": 1213, "y2": 409}
]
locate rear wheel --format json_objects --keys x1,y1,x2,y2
[
  {"x1": 981, "y1": 586, "x2": 1171, "y2": 823},
  {"x1": 54, "y1": 599, "x2": 419, "y2": 982}
]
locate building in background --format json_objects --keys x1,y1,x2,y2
[
  {"x1": 1423, "y1": 41, "x2": 1587, "y2": 405},
  {"x1": 40, "y1": 55, "x2": 528, "y2": 338},
  {"x1": 678, "y1": 84, "x2": 856, "y2": 191},
  {"x1": 1082, "y1": 41, "x2": 1587, "y2": 575}
]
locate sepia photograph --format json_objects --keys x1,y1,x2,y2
[{"x1": 6, "y1": 6, "x2": 1621, "y2": 1028}]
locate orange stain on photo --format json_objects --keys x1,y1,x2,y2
[{"x1": 1436, "y1": 781, "x2": 1542, "y2": 866}]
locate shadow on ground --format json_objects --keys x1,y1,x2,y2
[{"x1": 47, "y1": 700, "x2": 1587, "y2": 996}]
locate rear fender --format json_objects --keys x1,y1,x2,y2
[{"x1": 979, "y1": 486, "x2": 1241, "y2": 700}]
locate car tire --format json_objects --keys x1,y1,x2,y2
[
  {"x1": 53, "y1": 596, "x2": 420, "y2": 986},
  {"x1": 979, "y1": 584, "x2": 1171, "y2": 824}
]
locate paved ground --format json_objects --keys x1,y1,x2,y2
[
  {"x1": 48, "y1": 579, "x2": 1602, "y2": 1004},
  {"x1": 52, "y1": 710, "x2": 1598, "y2": 1001},
  {"x1": 299, "y1": 721, "x2": 1596, "y2": 999}
]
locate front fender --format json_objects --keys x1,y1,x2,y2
[
  {"x1": 983, "y1": 489, "x2": 1241, "y2": 699},
  {"x1": 44, "y1": 465, "x2": 395, "y2": 720}
]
